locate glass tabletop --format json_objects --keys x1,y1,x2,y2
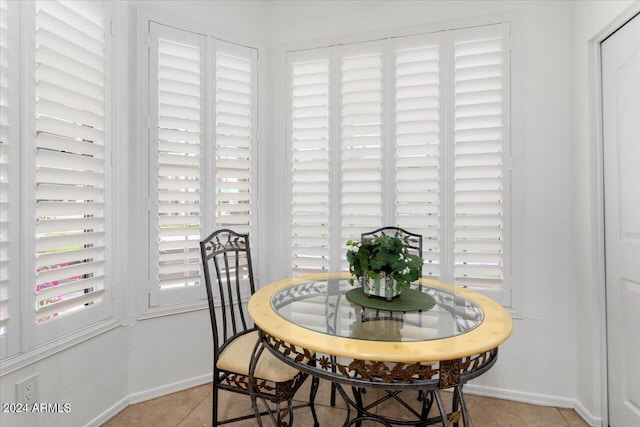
[{"x1": 271, "y1": 277, "x2": 484, "y2": 342}]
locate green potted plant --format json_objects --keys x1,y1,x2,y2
[{"x1": 346, "y1": 233, "x2": 424, "y2": 300}]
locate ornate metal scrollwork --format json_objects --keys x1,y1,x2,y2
[{"x1": 264, "y1": 333, "x2": 494, "y2": 390}]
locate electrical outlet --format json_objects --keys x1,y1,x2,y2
[{"x1": 16, "y1": 374, "x2": 38, "y2": 405}]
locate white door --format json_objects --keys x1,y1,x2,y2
[{"x1": 602, "y1": 12, "x2": 640, "y2": 427}]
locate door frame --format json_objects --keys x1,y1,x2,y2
[{"x1": 589, "y1": 4, "x2": 640, "y2": 426}]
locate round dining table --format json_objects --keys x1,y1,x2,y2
[{"x1": 248, "y1": 272, "x2": 513, "y2": 426}]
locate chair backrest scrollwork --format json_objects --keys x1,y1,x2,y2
[
  {"x1": 361, "y1": 226, "x2": 423, "y2": 259},
  {"x1": 200, "y1": 229, "x2": 256, "y2": 356}
]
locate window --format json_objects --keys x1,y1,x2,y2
[
  {"x1": 1, "y1": 0, "x2": 114, "y2": 361},
  {"x1": 288, "y1": 24, "x2": 511, "y2": 305},
  {"x1": 146, "y1": 22, "x2": 258, "y2": 308}
]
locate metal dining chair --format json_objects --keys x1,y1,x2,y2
[
  {"x1": 200, "y1": 229, "x2": 319, "y2": 426},
  {"x1": 331, "y1": 226, "x2": 424, "y2": 408}
]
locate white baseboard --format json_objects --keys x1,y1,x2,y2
[
  {"x1": 86, "y1": 373, "x2": 213, "y2": 427},
  {"x1": 463, "y1": 384, "x2": 600, "y2": 426},
  {"x1": 574, "y1": 400, "x2": 604, "y2": 427},
  {"x1": 463, "y1": 383, "x2": 575, "y2": 408},
  {"x1": 88, "y1": 397, "x2": 129, "y2": 427}
]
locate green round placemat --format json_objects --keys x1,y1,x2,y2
[{"x1": 345, "y1": 287, "x2": 435, "y2": 312}]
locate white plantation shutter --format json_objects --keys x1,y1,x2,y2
[
  {"x1": 289, "y1": 51, "x2": 331, "y2": 275},
  {"x1": 288, "y1": 24, "x2": 511, "y2": 306},
  {"x1": 339, "y1": 46, "x2": 384, "y2": 265},
  {"x1": 0, "y1": 0, "x2": 14, "y2": 358},
  {"x1": 451, "y1": 25, "x2": 509, "y2": 301},
  {"x1": 215, "y1": 42, "x2": 256, "y2": 233},
  {"x1": 149, "y1": 24, "x2": 203, "y2": 305},
  {"x1": 33, "y1": 0, "x2": 111, "y2": 331},
  {"x1": 148, "y1": 23, "x2": 258, "y2": 307},
  {"x1": 393, "y1": 39, "x2": 441, "y2": 278}
]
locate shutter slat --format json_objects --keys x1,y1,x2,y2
[
  {"x1": 159, "y1": 263, "x2": 200, "y2": 276},
  {"x1": 159, "y1": 103, "x2": 200, "y2": 121},
  {"x1": 37, "y1": 231, "x2": 104, "y2": 252},
  {"x1": 37, "y1": 246, "x2": 103, "y2": 269},
  {"x1": 159, "y1": 116, "x2": 200, "y2": 132},
  {"x1": 159, "y1": 276, "x2": 199, "y2": 288},
  {"x1": 158, "y1": 249, "x2": 200, "y2": 263},
  {"x1": 37, "y1": 201, "x2": 104, "y2": 217},
  {"x1": 158, "y1": 164, "x2": 200, "y2": 178},
  {"x1": 37, "y1": 216, "x2": 102, "y2": 234},
  {"x1": 36, "y1": 289, "x2": 105, "y2": 320},
  {"x1": 159, "y1": 239, "x2": 199, "y2": 251},
  {"x1": 37, "y1": 116, "x2": 104, "y2": 141},
  {"x1": 158, "y1": 127, "x2": 200, "y2": 143},
  {"x1": 37, "y1": 147, "x2": 104, "y2": 170},
  {"x1": 158, "y1": 190, "x2": 200, "y2": 202},
  {"x1": 36, "y1": 275, "x2": 101, "y2": 302},
  {"x1": 158, "y1": 140, "x2": 200, "y2": 155},
  {"x1": 36, "y1": 259, "x2": 104, "y2": 286},
  {"x1": 159, "y1": 178, "x2": 200, "y2": 191},
  {"x1": 158, "y1": 203, "x2": 200, "y2": 214},
  {"x1": 158, "y1": 152, "x2": 199, "y2": 167},
  {"x1": 37, "y1": 133, "x2": 104, "y2": 156},
  {"x1": 37, "y1": 167, "x2": 103, "y2": 186},
  {"x1": 36, "y1": 184, "x2": 104, "y2": 201}
]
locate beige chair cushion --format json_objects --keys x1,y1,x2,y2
[{"x1": 216, "y1": 330, "x2": 303, "y2": 383}]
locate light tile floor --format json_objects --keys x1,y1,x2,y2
[{"x1": 103, "y1": 380, "x2": 588, "y2": 426}]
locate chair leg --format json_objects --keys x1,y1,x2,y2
[
  {"x1": 310, "y1": 376, "x2": 320, "y2": 427},
  {"x1": 330, "y1": 381, "x2": 337, "y2": 407},
  {"x1": 212, "y1": 382, "x2": 218, "y2": 426},
  {"x1": 249, "y1": 341, "x2": 266, "y2": 427}
]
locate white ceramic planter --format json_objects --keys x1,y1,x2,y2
[{"x1": 362, "y1": 272, "x2": 400, "y2": 300}]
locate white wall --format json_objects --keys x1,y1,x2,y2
[
  {"x1": 267, "y1": 0, "x2": 580, "y2": 409},
  {"x1": 571, "y1": 1, "x2": 636, "y2": 425},
  {"x1": 131, "y1": 0, "x2": 272, "y2": 38}
]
